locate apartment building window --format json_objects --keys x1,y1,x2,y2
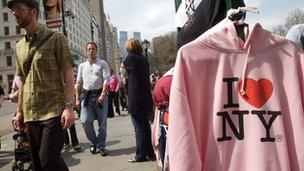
[
  {"x1": 2, "y1": 0, "x2": 7, "y2": 7},
  {"x1": 4, "y1": 26, "x2": 9, "y2": 35},
  {"x1": 5, "y1": 42, "x2": 11, "y2": 49},
  {"x1": 3, "y1": 12, "x2": 8, "y2": 21},
  {"x1": 6, "y1": 56, "x2": 12, "y2": 66},
  {"x1": 16, "y1": 26, "x2": 21, "y2": 34}
]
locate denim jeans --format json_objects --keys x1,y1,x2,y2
[
  {"x1": 131, "y1": 114, "x2": 154, "y2": 159},
  {"x1": 80, "y1": 95, "x2": 108, "y2": 151}
]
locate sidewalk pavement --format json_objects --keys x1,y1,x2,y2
[{"x1": 0, "y1": 111, "x2": 159, "y2": 171}]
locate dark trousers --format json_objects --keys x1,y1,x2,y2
[
  {"x1": 131, "y1": 114, "x2": 154, "y2": 159},
  {"x1": 26, "y1": 116, "x2": 68, "y2": 171},
  {"x1": 108, "y1": 91, "x2": 120, "y2": 117},
  {"x1": 64, "y1": 124, "x2": 79, "y2": 146},
  {"x1": 119, "y1": 88, "x2": 128, "y2": 110}
]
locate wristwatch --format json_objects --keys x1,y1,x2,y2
[{"x1": 65, "y1": 101, "x2": 75, "y2": 109}]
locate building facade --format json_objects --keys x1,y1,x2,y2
[
  {"x1": 0, "y1": 0, "x2": 46, "y2": 94},
  {"x1": 112, "y1": 27, "x2": 121, "y2": 73},
  {"x1": 87, "y1": 0, "x2": 107, "y2": 60},
  {"x1": 63, "y1": 0, "x2": 97, "y2": 79},
  {"x1": 104, "y1": 16, "x2": 120, "y2": 72},
  {"x1": 0, "y1": 0, "x2": 116, "y2": 94}
]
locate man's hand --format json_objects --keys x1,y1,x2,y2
[
  {"x1": 98, "y1": 93, "x2": 106, "y2": 105},
  {"x1": 9, "y1": 90, "x2": 19, "y2": 103},
  {"x1": 61, "y1": 108, "x2": 75, "y2": 129},
  {"x1": 13, "y1": 112, "x2": 24, "y2": 130}
]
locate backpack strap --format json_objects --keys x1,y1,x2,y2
[{"x1": 24, "y1": 31, "x2": 56, "y2": 77}]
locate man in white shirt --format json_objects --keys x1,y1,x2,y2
[{"x1": 76, "y1": 42, "x2": 110, "y2": 156}]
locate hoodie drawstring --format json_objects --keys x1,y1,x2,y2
[{"x1": 240, "y1": 43, "x2": 252, "y2": 96}]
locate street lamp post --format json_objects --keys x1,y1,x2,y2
[
  {"x1": 61, "y1": 0, "x2": 75, "y2": 37},
  {"x1": 61, "y1": 0, "x2": 67, "y2": 36},
  {"x1": 142, "y1": 39, "x2": 150, "y2": 59}
]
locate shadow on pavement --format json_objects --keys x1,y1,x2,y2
[
  {"x1": 61, "y1": 144, "x2": 86, "y2": 167},
  {"x1": 0, "y1": 150, "x2": 14, "y2": 168},
  {"x1": 106, "y1": 140, "x2": 121, "y2": 147},
  {"x1": 107, "y1": 146, "x2": 136, "y2": 157}
]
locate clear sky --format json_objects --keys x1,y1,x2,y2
[{"x1": 103, "y1": 0, "x2": 304, "y2": 41}]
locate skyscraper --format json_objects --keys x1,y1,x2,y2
[
  {"x1": 119, "y1": 31, "x2": 128, "y2": 59},
  {"x1": 133, "y1": 32, "x2": 141, "y2": 42}
]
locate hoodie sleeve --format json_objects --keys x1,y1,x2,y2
[{"x1": 168, "y1": 50, "x2": 202, "y2": 171}]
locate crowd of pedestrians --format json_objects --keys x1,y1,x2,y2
[
  {"x1": 0, "y1": 1, "x2": 155, "y2": 170},
  {"x1": 0, "y1": 0, "x2": 186, "y2": 168}
]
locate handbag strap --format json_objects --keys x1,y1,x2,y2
[{"x1": 24, "y1": 31, "x2": 56, "y2": 77}]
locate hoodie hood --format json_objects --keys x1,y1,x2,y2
[
  {"x1": 192, "y1": 19, "x2": 286, "y2": 95},
  {"x1": 198, "y1": 19, "x2": 285, "y2": 54}
]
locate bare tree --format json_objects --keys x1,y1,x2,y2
[
  {"x1": 272, "y1": 24, "x2": 288, "y2": 36},
  {"x1": 285, "y1": 8, "x2": 304, "y2": 30},
  {"x1": 272, "y1": 8, "x2": 304, "y2": 36}
]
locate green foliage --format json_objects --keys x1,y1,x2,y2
[{"x1": 149, "y1": 32, "x2": 178, "y2": 73}]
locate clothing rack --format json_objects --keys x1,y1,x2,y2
[{"x1": 227, "y1": 7, "x2": 258, "y2": 41}]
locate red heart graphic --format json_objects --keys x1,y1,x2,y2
[{"x1": 238, "y1": 78, "x2": 273, "y2": 108}]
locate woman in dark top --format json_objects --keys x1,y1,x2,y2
[{"x1": 122, "y1": 38, "x2": 155, "y2": 162}]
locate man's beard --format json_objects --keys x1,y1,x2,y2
[{"x1": 16, "y1": 17, "x2": 31, "y2": 28}]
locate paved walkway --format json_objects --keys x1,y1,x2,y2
[{"x1": 0, "y1": 111, "x2": 159, "y2": 171}]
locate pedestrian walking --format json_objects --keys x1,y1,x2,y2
[
  {"x1": 119, "y1": 66, "x2": 128, "y2": 111},
  {"x1": 9, "y1": 0, "x2": 75, "y2": 170},
  {"x1": 0, "y1": 86, "x2": 4, "y2": 108},
  {"x1": 0, "y1": 85, "x2": 3, "y2": 148},
  {"x1": 63, "y1": 124, "x2": 81, "y2": 151},
  {"x1": 108, "y1": 69, "x2": 120, "y2": 118},
  {"x1": 76, "y1": 42, "x2": 110, "y2": 156},
  {"x1": 122, "y1": 38, "x2": 155, "y2": 162},
  {"x1": 63, "y1": 86, "x2": 82, "y2": 152}
]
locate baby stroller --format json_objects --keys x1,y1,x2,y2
[{"x1": 11, "y1": 120, "x2": 32, "y2": 171}]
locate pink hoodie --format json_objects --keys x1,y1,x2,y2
[{"x1": 168, "y1": 20, "x2": 304, "y2": 171}]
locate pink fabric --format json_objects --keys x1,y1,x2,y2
[
  {"x1": 108, "y1": 74, "x2": 119, "y2": 92},
  {"x1": 152, "y1": 71, "x2": 174, "y2": 168},
  {"x1": 169, "y1": 20, "x2": 304, "y2": 171},
  {"x1": 151, "y1": 109, "x2": 162, "y2": 167},
  {"x1": 11, "y1": 75, "x2": 21, "y2": 93}
]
